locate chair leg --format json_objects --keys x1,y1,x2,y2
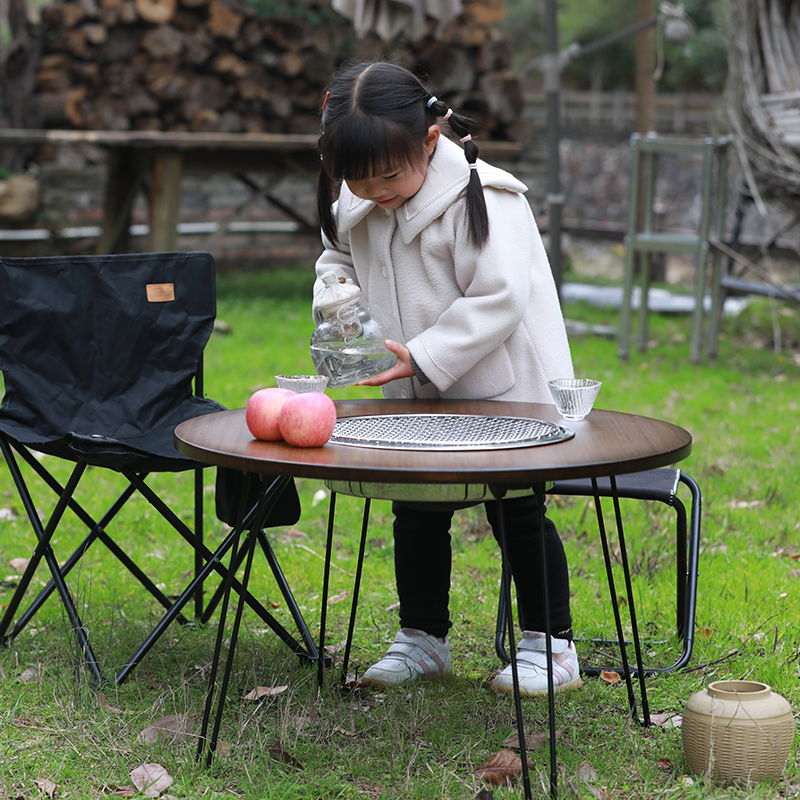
[
  {"x1": 116, "y1": 472, "x2": 314, "y2": 684},
  {"x1": 5, "y1": 445, "x2": 192, "y2": 635},
  {"x1": 0, "y1": 440, "x2": 104, "y2": 684}
]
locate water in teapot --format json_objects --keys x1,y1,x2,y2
[{"x1": 310, "y1": 273, "x2": 404, "y2": 388}]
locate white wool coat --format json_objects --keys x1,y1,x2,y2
[{"x1": 314, "y1": 135, "x2": 574, "y2": 402}]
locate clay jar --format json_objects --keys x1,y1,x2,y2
[{"x1": 682, "y1": 680, "x2": 795, "y2": 784}]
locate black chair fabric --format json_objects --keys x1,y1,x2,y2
[
  {"x1": 0, "y1": 251, "x2": 223, "y2": 468},
  {"x1": 0, "y1": 251, "x2": 305, "y2": 681}
]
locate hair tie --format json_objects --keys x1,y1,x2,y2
[
  {"x1": 443, "y1": 108, "x2": 453, "y2": 120},
  {"x1": 460, "y1": 134, "x2": 472, "y2": 143},
  {"x1": 468, "y1": 163, "x2": 478, "y2": 170},
  {"x1": 426, "y1": 96, "x2": 438, "y2": 108}
]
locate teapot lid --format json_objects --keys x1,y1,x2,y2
[{"x1": 314, "y1": 271, "x2": 362, "y2": 313}]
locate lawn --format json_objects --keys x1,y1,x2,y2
[{"x1": 1, "y1": 263, "x2": 798, "y2": 800}]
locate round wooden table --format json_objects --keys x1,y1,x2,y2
[
  {"x1": 175, "y1": 398, "x2": 692, "y2": 798},
  {"x1": 175, "y1": 398, "x2": 691, "y2": 484}
]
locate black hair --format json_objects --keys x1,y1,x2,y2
[{"x1": 317, "y1": 60, "x2": 489, "y2": 248}]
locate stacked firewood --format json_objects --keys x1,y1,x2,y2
[{"x1": 34, "y1": 0, "x2": 524, "y2": 139}]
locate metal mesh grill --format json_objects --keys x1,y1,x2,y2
[{"x1": 330, "y1": 414, "x2": 574, "y2": 451}]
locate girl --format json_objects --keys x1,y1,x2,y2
[{"x1": 314, "y1": 60, "x2": 581, "y2": 696}]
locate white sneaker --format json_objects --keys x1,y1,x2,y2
[
  {"x1": 361, "y1": 628, "x2": 451, "y2": 687},
  {"x1": 492, "y1": 631, "x2": 583, "y2": 697}
]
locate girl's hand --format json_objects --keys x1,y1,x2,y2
[{"x1": 356, "y1": 340, "x2": 414, "y2": 386}]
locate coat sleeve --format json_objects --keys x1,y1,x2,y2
[
  {"x1": 312, "y1": 210, "x2": 358, "y2": 315},
  {"x1": 406, "y1": 187, "x2": 544, "y2": 393}
]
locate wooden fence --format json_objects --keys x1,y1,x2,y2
[{"x1": 524, "y1": 89, "x2": 722, "y2": 135}]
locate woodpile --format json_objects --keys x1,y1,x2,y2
[
  {"x1": 31, "y1": 0, "x2": 525, "y2": 140},
  {"x1": 726, "y1": 0, "x2": 800, "y2": 207}
]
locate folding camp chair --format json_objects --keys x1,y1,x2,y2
[
  {"x1": 0, "y1": 251, "x2": 316, "y2": 685},
  {"x1": 496, "y1": 468, "x2": 701, "y2": 675}
]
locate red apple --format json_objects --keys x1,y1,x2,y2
[
  {"x1": 278, "y1": 392, "x2": 337, "y2": 447},
  {"x1": 245, "y1": 388, "x2": 296, "y2": 441}
]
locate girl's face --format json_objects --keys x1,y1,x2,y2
[{"x1": 345, "y1": 126, "x2": 440, "y2": 210}]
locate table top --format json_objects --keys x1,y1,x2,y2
[
  {"x1": 0, "y1": 129, "x2": 523, "y2": 159},
  {"x1": 174, "y1": 399, "x2": 692, "y2": 486}
]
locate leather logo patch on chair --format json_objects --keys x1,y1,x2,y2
[{"x1": 146, "y1": 283, "x2": 175, "y2": 302}]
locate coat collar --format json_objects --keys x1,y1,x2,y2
[{"x1": 335, "y1": 136, "x2": 528, "y2": 243}]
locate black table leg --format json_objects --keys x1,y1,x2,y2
[
  {"x1": 591, "y1": 477, "x2": 650, "y2": 725},
  {"x1": 492, "y1": 486, "x2": 536, "y2": 800},
  {"x1": 340, "y1": 498, "x2": 371, "y2": 686},
  {"x1": 608, "y1": 475, "x2": 650, "y2": 725},
  {"x1": 317, "y1": 491, "x2": 337, "y2": 689},
  {"x1": 197, "y1": 473, "x2": 296, "y2": 766}
]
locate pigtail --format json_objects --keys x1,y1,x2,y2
[
  {"x1": 317, "y1": 168, "x2": 338, "y2": 246},
  {"x1": 428, "y1": 97, "x2": 489, "y2": 248}
]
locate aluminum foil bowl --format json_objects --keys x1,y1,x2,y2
[{"x1": 275, "y1": 374, "x2": 329, "y2": 393}]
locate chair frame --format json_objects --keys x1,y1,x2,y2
[{"x1": 495, "y1": 468, "x2": 701, "y2": 676}]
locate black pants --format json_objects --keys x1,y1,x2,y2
[{"x1": 392, "y1": 493, "x2": 572, "y2": 641}]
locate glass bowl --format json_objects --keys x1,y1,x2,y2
[{"x1": 547, "y1": 378, "x2": 602, "y2": 422}]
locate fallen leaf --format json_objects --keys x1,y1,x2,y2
[
  {"x1": 577, "y1": 762, "x2": 611, "y2": 799},
  {"x1": 268, "y1": 741, "x2": 303, "y2": 769},
  {"x1": 19, "y1": 666, "x2": 38, "y2": 683},
  {"x1": 268, "y1": 600, "x2": 281, "y2": 608},
  {"x1": 9, "y1": 557, "x2": 29, "y2": 572},
  {"x1": 35, "y1": 777, "x2": 57, "y2": 797},
  {"x1": 473, "y1": 748, "x2": 524, "y2": 787},
  {"x1": 327, "y1": 590, "x2": 351, "y2": 605},
  {"x1": 681, "y1": 776, "x2": 694, "y2": 786},
  {"x1": 502, "y1": 730, "x2": 561, "y2": 749},
  {"x1": 211, "y1": 740, "x2": 232, "y2": 757},
  {"x1": 600, "y1": 670, "x2": 621, "y2": 684},
  {"x1": 103, "y1": 783, "x2": 136, "y2": 798},
  {"x1": 97, "y1": 691, "x2": 122, "y2": 714},
  {"x1": 138, "y1": 714, "x2": 197, "y2": 745},
  {"x1": 243, "y1": 685, "x2": 288, "y2": 701},
  {"x1": 658, "y1": 758, "x2": 673, "y2": 769},
  {"x1": 129, "y1": 763, "x2": 173, "y2": 798},
  {"x1": 650, "y1": 711, "x2": 682, "y2": 728}
]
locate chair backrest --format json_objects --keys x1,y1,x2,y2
[{"x1": 0, "y1": 251, "x2": 219, "y2": 460}]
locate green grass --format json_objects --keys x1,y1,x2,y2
[{"x1": 1, "y1": 266, "x2": 799, "y2": 799}]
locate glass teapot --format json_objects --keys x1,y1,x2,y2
[{"x1": 310, "y1": 272, "x2": 404, "y2": 389}]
